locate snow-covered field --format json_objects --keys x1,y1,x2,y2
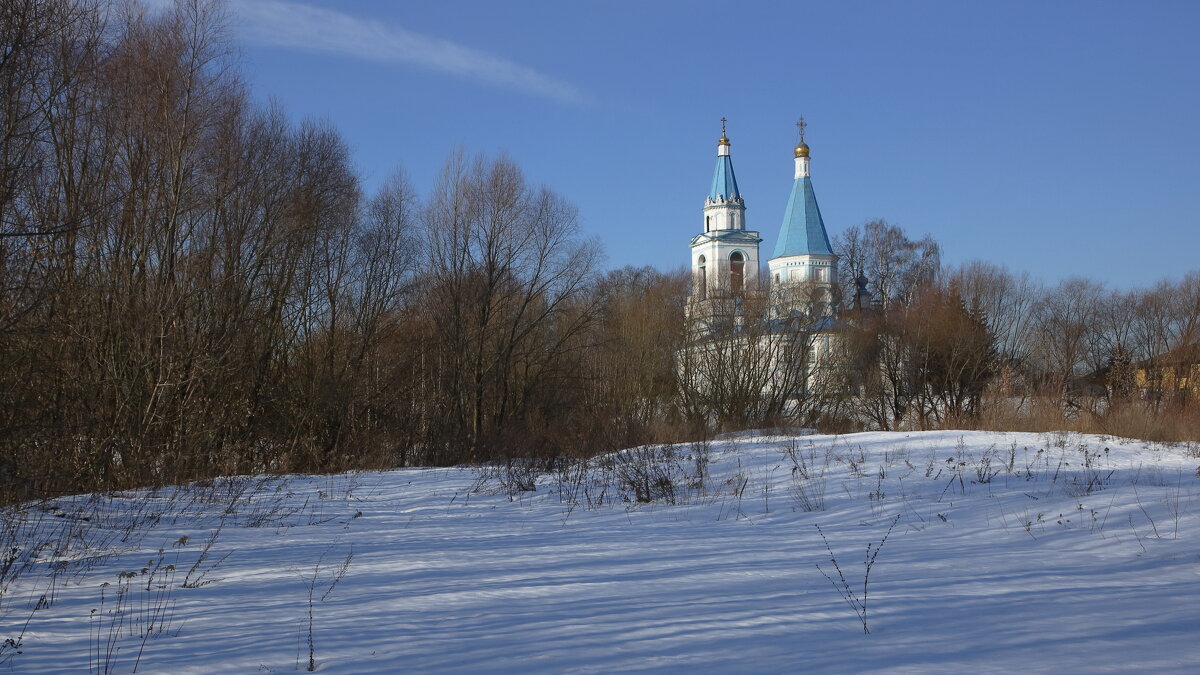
[{"x1": 3, "y1": 430, "x2": 1200, "y2": 673}]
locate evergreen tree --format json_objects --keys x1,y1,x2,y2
[{"x1": 1106, "y1": 344, "x2": 1137, "y2": 401}]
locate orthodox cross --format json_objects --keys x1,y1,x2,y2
[
  {"x1": 796, "y1": 116, "x2": 807, "y2": 143},
  {"x1": 721, "y1": 117, "x2": 727, "y2": 136}
]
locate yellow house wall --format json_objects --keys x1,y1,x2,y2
[{"x1": 1136, "y1": 364, "x2": 1200, "y2": 394}]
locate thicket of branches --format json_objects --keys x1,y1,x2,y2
[
  {"x1": 0, "y1": 0, "x2": 696, "y2": 503},
  {"x1": 1, "y1": 0, "x2": 404, "y2": 499},
  {"x1": 2, "y1": 1, "x2": 1196, "y2": 504},
  {"x1": 824, "y1": 221, "x2": 1200, "y2": 437},
  {"x1": 678, "y1": 290, "x2": 822, "y2": 430}
]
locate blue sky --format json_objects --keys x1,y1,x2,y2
[{"x1": 196, "y1": 0, "x2": 1198, "y2": 288}]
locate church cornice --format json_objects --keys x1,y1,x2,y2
[
  {"x1": 768, "y1": 252, "x2": 838, "y2": 265},
  {"x1": 704, "y1": 197, "x2": 745, "y2": 208},
  {"x1": 690, "y1": 230, "x2": 763, "y2": 247}
]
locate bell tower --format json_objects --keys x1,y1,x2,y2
[{"x1": 689, "y1": 119, "x2": 762, "y2": 306}]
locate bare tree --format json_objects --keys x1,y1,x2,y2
[
  {"x1": 1028, "y1": 278, "x2": 1104, "y2": 410},
  {"x1": 834, "y1": 219, "x2": 940, "y2": 310},
  {"x1": 903, "y1": 286, "x2": 997, "y2": 426},
  {"x1": 420, "y1": 152, "x2": 602, "y2": 461},
  {"x1": 678, "y1": 285, "x2": 826, "y2": 431},
  {"x1": 585, "y1": 266, "x2": 689, "y2": 445},
  {"x1": 825, "y1": 309, "x2": 914, "y2": 431}
]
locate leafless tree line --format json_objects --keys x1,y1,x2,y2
[
  {"x1": 0, "y1": 0, "x2": 415, "y2": 500},
  {"x1": 826, "y1": 220, "x2": 1200, "y2": 436},
  {"x1": 2, "y1": 1, "x2": 1195, "y2": 503},
  {"x1": 0, "y1": 0, "x2": 701, "y2": 503}
]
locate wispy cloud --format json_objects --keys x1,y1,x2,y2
[
  {"x1": 148, "y1": 0, "x2": 587, "y2": 104},
  {"x1": 239, "y1": 1, "x2": 587, "y2": 104}
]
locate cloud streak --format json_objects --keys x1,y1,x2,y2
[{"x1": 226, "y1": 0, "x2": 587, "y2": 105}]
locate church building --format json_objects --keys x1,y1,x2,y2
[
  {"x1": 679, "y1": 119, "x2": 850, "y2": 422},
  {"x1": 688, "y1": 118, "x2": 839, "y2": 321}
]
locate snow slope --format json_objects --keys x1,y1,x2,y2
[{"x1": 3, "y1": 430, "x2": 1200, "y2": 673}]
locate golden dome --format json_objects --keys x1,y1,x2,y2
[
  {"x1": 794, "y1": 142, "x2": 810, "y2": 158},
  {"x1": 719, "y1": 134, "x2": 730, "y2": 145}
]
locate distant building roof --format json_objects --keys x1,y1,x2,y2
[
  {"x1": 1140, "y1": 342, "x2": 1200, "y2": 368},
  {"x1": 765, "y1": 314, "x2": 840, "y2": 334},
  {"x1": 773, "y1": 176, "x2": 833, "y2": 258}
]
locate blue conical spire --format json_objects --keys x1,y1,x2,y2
[
  {"x1": 707, "y1": 118, "x2": 742, "y2": 203},
  {"x1": 774, "y1": 122, "x2": 832, "y2": 257},
  {"x1": 774, "y1": 177, "x2": 832, "y2": 257},
  {"x1": 708, "y1": 154, "x2": 741, "y2": 202}
]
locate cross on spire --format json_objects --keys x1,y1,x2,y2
[
  {"x1": 796, "y1": 116, "x2": 807, "y2": 144},
  {"x1": 720, "y1": 117, "x2": 727, "y2": 136}
]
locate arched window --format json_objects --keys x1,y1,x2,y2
[
  {"x1": 697, "y1": 255, "x2": 707, "y2": 301},
  {"x1": 730, "y1": 251, "x2": 744, "y2": 292},
  {"x1": 705, "y1": 215, "x2": 711, "y2": 232}
]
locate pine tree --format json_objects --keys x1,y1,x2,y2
[{"x1": 1106, "y1": 344, "x2": 1136, "y2": 402}]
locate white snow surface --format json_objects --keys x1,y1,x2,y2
[{"x1": 4, "y1": 430, "x2": 1200, "y2": 673}]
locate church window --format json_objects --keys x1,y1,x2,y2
[
  {"x1": 730, "y1": 251, "x2": 744, "y2": 292},
  {"x1": 705, "y1": 215, "x2": 711, "y2": 232},
  {"x1": 697, "y1": 255, "x2": 707, "y2": 301}
]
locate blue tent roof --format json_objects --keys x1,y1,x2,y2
[
  {"x1": 773, "y1": 177, "x2": 833, "y2": 257},
  {"x1": 708, "y1": 153, "x2": 741, "y2": 202}
]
